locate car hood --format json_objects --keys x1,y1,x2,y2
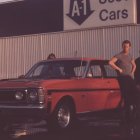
[
  {"x1": 0, "y1": 78, "x2": 45, "y2": 89},
  {"x1": 0, "y1": 78, "x2": 78, "y2": 89}
]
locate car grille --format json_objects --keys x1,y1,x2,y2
[{"x1": 0, "y1": 89, "x2": 27, "y2": 104}]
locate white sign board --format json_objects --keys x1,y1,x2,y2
[{"x1": 64, "y1": 0, "x2": 137, "y2": 30}]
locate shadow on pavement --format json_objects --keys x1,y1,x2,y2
[{"x1": 1, "y1": 120, "x2": 140, "y2": 140}]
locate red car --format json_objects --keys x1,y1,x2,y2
[{"x1": 0, "y1": 58, "x2": 126, "y2": 131}]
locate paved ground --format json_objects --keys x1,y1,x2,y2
[{"x1": 0, "y1": 120, "x2": 140, "y2": 140}]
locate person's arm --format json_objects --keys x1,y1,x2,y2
[
  {"x1": 109, "y1": 57, "x2": 123, "y2": 73},
  {"x1": 131, "y1": 59, "x2": 136, "y2": 75}
]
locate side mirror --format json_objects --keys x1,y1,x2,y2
[{"x1": 18, "y1": 75, "x2": 25, "y2": 79}]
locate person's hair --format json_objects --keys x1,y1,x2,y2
[
  {"x1": 47, "y1": 53, "x2": 56, "y2": 60},
  {"x1": 122, "y1": 40, "x2": 131, "y2": 47}
]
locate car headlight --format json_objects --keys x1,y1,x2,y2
[
  {"x1": 15, "y1": 91, "x2": 24, "y2": 100},
  {"x1": 28, "y1": 90, "x2": 38, "y2": 102}
]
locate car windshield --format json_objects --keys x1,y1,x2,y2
[{"x1": 24, "y1": 60, "x2": 87, "y2": 79}]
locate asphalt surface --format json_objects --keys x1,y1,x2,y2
[{"x1": 1, "y1": 120, "x2": 140, "y2": 140}]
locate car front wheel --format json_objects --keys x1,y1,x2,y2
[{"x1": 48, "y1": 100, "x2": 75, "y2": 131}]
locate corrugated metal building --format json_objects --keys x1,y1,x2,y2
[{"x1": 0, "y1": 0, "x2": 139, "y2": 79}]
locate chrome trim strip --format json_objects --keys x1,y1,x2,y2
[{"x1": 0, "y1": 104, "x2": 45, "y2": 109}]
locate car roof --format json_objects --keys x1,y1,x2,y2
[{"x1": 40, "y1": 57, "x2": 106, "y2": 63}]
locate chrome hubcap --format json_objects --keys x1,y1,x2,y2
[{"x1": 57, "y1": 106, "x2": 70, "y2": 128}]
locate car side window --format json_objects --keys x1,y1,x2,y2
[
  {"x1": 91, "y1": 65, "x2": 102, "y2": 78},
  {"x1": 74, "y1": 66, "x2": 86, "y2": 77},
  {"x1": 104, "y1": 65, "x2": 118, "y2": 78},
  {"x1": 87, "y1": 64, "x2": 102, "y2": 78}
]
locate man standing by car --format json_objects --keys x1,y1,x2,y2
[
  {"x1": 109, "y1": 40, "x2": 136, "y2": 79},
  {"x1": 109, "y1": 40, "x2": 137, "y2": 124}
]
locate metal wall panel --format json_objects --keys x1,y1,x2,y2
[{"x1": 0, "y1": 25, "x2": 140, "y2": 79}]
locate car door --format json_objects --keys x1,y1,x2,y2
[
  {"x1": 102, "y1": 63, "x2": 122, "y2": 110},
  {"x1": 86, "y1": 60, "x2": 121, "y2": 112}
]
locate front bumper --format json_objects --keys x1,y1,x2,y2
[{"x1": 0, "y1": 104, "x2": 48, "y2": 122}]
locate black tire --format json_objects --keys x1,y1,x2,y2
[{"x1": 48, "y1": 100, "x2": 75, "y2": 131}]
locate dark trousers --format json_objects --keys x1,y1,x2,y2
[
  {"x1": 118, "y1": 75, "x2": 137, "y2": 106},
  {"x1": 118, "y1": 75, "x2": 138, "y2": 124}
]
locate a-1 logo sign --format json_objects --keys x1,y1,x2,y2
[{"x1": 67, "y1": 0, "x2": 94, "y2": 25}]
